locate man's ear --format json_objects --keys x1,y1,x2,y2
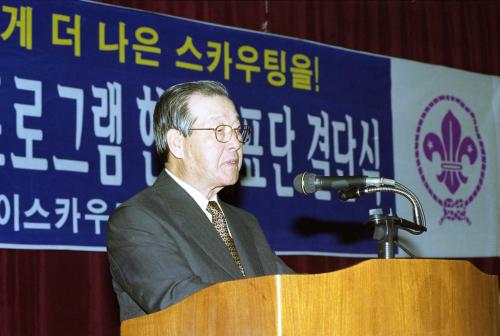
[{"x1": 166, "y1": 129, "x2": 185, "y2": 159}]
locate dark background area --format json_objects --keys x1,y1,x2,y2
[{"x1": 2, "y1": 1, "x2": 498, "y2": 335}]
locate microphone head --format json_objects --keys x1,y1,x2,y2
[{"x1": 293, "y1": 172, "x2": 317, "y2": 195}]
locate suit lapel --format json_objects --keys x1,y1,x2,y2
[{"x1": 152, "y1": 171, "x2": 243, "y2": 279}]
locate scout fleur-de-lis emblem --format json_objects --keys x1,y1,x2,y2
[
  {"x1": 415, "y1": 95, "x2": 486, "y2": 225},
  {"x1": 422, "y1": 110, "x2": 478, "y2": 194}
]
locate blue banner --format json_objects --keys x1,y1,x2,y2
[{"x1": 0, "y1": 0, "x2": 394, "y2": 254}]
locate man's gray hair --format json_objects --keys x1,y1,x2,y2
[{"x1": 153, "y1": 80, "x2": 230, "y2": 162}]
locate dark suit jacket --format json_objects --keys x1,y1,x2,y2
[{"x1": 107, "y1": 171, "x2": 294, "y2": 320}]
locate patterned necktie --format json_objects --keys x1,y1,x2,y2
[{"x1": 206, "y1": 201, "x2": 245, "y2": 276}]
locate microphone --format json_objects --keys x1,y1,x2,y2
[{"x1": 293, "y1": 172, "x2": 395, "y2": 195}]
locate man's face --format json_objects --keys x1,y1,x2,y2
[{"x1": 181, "y1": 94, "x2": 243, "y2": 195}]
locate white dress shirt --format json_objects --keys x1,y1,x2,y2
[{"x1": 164, "y1": 168, "x2": 232, "y2": 236}]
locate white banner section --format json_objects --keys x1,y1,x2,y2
[{"x1": 392, "y1": 59, "x2": 499, "y2": 257}]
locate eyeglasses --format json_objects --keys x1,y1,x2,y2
[{"x1": 189, "y1": 124, "x2": 252, "y2": 143}]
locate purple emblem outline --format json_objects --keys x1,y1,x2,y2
[{"x1": 414, "y1": 95, "x2": 487, "y2": 224}]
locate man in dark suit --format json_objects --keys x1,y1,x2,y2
[{"x1": 107, "y1": 80, "x2": 294, "y2": 321}]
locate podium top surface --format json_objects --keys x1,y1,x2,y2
[{"x1": 121, "y1": 259, "x2": 499, "y2": 336}]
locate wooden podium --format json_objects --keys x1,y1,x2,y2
[{"x1": 121, "y1": 259, "x2": 499, "y2": 335}]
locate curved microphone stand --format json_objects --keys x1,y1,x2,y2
[{"x1": 338, "y1": 182, "x2": 427, "y2": 258}]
